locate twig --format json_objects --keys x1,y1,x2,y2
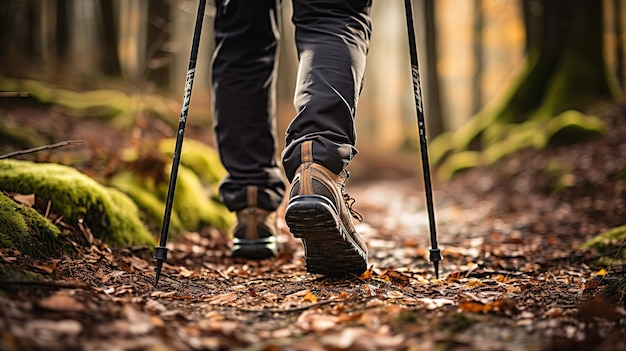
[{"x1": 0, "y1": 140, "x2": 85, "y2": 160}]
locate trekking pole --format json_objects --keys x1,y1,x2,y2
[
  {"x1": 403, "y1": 0, "x2": 443, "y2": 278},
  {"x1": 154, "y1": 0, "x2": 207, "y2": 287}
]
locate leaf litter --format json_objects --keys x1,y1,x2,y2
[{"x1": 1, "y1": 104, "x2": 626, "y2": 350}]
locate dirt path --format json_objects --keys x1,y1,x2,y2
[{"x1": 1, "y1": 103, "x2": 626, "y2": 351}]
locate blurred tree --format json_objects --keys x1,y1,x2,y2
[{"x1": 432, "y1": 0, "x2": 620, "y2": 179}]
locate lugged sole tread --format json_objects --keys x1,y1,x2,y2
[{"x1": 285, "y1": 195, "x2": 367, "y2": 276}]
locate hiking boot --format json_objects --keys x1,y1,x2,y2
[
  {"x1": 231, "y1": 186, "x2": 278, "y2": 259},
  {"x1": 284, "y1": 141, "x2": 368, "y2": 276}
]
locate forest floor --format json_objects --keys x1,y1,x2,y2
[{"x1": 0, "y1": 99, "x2": 625, "y2": 351}]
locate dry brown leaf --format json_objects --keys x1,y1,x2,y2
[
  {"x1": 417, "y1": 297, "x2": 454, "y2": 310},
  {"x1": 458, "y1": 299, "x2": 517, "y2": 315},
  {"x1": 24, "y1": 319, "x2": 83, "y2": 338},
  {"x1": 379, "y1": 268, "x2": 410, "y2": 287},
  {"x1": 38, "y1": 291, "x2": 85, "y2": 312},
  {"x1": 319, "y1": 327, "x2": 367, "y2": 349},
  {"x1": 0, "y1": 249, "x2": 19, "y2": 262},
  {"x1": 465, "y1": 279, "x2": 486, "y2": 288},
  {"x1": 506, "y1": 285, "x2": 522, "y2": 293},
  {"x1": 12, "y1": 193, "x2": 35, "y2": 207},
  {"x1": 30, "y1": 260, "x2": 56, "y2": 274},
  {"x1": 206, "y1": 292, "x2": 238, "y2": 305},
  {"x1": 296, "y1": 311, "x2": 338, "y2": 332},
  {"x1": 144, "y1": 299, "x2": 167, "y2": 313},
  {"x1": 446, "y1": 271, "x2": 462, "y2": 283},
  {"x1": 360, "y1": 265, "x2": 374, "y2": 280}
]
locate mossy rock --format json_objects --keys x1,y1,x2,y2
[
  {"x1": 581, "y1": 225, "x2": 626, "y2": 251},
  {"x1": 435, "y1": 110, "x2": 605, "y2": 179},
  {"x1": 111, "y1": 138, "x2": 234, "y2": 236},
  {"x1": 0, "y1": 159, "x2": 155, "y2": 247},
  {"x1": 0, "y1": 192, "x2": 67, "y2": 258},
  {"x1": 159, "y1": 138, "x2": 226, "y2": 186},
  {"x1": 111, "y1": 166, "x2": 233, "y2": 236}
]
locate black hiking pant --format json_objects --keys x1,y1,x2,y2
[{"x1": 212, "y1": 0, "x2": 372, "y2": 212}]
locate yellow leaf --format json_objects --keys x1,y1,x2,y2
[
  {"x1": 594, "y1": 268, "x2": 607, "y2": 276},
  {"x1": 303, "y1": 291, "x2": 318, "y2": 303},
  {"x1": 359, "y1": 265, "x2": 374, "y2": 280}
]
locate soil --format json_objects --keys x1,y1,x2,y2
[{"x1": 0, "y1": 98, "x2": 625, "y2": 351}]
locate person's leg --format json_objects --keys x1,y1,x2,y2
[
  {"x1": 282, "y1": 0, "x2": 372, "y2": 180},
  {"x1": 283, "y1": 0, "x2": 372, "y2": 275},
  {"x1": 212, "y1": 0, "x2": 285, "y2": 258}
]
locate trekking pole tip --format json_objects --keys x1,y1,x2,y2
[
  {"x1": 153, "y1": 246, "x2": 169, "y2": 287},
  {"x1": 155, "y1": 260, "x2": 163, "y2": 287},
  {"x1": 429, "y1": 247, "x2": 443, "y2": 279}
]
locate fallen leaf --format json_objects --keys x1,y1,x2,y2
[
  {"x1": 205, "y1": 292, "x2": 238, "y2": 305},
  {"x1": 446, "y1": 271, "x2": 462, "y2": 282},
  {"x1": 417, "y1": 297, "x2": 454, "y2": 310},
  {"x1": 296, "y1": 311, "x2": 337, "y2": 332},
  {"x1": 303, "y1": 291, "x2": 318, "y2": 303},
  {"x1": 320, "y1": 327, "x2": 367, "y2": 349},
  {"x1": 360, "y1": 265, "x2": 374, "y2": 280},
  {"x1": 146, "y1": 300, "x2": 167, "y2": 312},
  {"x1": 594, "y1": 268, "x2": 607, "y2": 276},
  {"x1": 458, "y1": 299, "x2": 517, "y2": 315},
  {"x1": 25, "y1": 319, "x2": 83, "y2": 337},
  {"x1": 506, "y1": 285, "x2": 522, "y2": 293},
  {"x1": 379, "y1": 268, "x2": 411, "y2": 287},
  {"x1": 38, "y1": 291, "x2": 85, "y2": 312},
  {"x1": 12, "y1": 193, "x2": 35, "y2": 207},
  {"x1": 465, "y1": 279, "x2": 486, "y2": 288}
]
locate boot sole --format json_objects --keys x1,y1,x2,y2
[
  {"x1": 285, "y1": 195, "x2": 367, "y2": 276},
  {"x1": 232, "y1": 237, "x2": 277, "y2": 259}
]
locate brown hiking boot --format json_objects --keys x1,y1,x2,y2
[
  {"x1": 232, "y1": 186, "x2": 278, "y2": 259},
  {"x1": 284, "y1": 141, "x2": 368, "y2": 276}
]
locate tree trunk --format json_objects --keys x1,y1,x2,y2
[{"x1": 432, "y1": 0, "x2": 618, "y2": 178}]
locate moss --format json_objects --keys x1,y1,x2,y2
[
  {"x1": 159, "y1": 138, "x2": 226, "y2": 187},
  {"x1": 111, "y1": 139, "x2": 234, "y2": 237},
  {"x1": 0, "y1": 159, "x2": 155, "y2": 247},
  {"x1": 0, "y1": 192, "x2": 66, "y2": 258},
  {"x1": 544, "y1": 110, "x2": 605, "y2": 145},
  {"x1": 170, "y1": 165, "x2": 232, "y2": 231},
  {"x1": 0, "y1": 193, "x2": 30, "y2": 250},
  {"x1": 581, "y1": 225, "x2": 626, "y2": 251},
  {"x1": 0, "y1": 76, "x2": 175, "y2": 127},
  {"x1": 481, "y1": 121, "x2": 547, "y2": 165},
  {"x1": 436, "y1": 151, "x2": 481, "y2": 180},
  {"x1": 436, "y1": 110, "x2": 605, "y2": 179},
  {"x1": 0, "y1": 264, "x2": 49, "y2": 283},
  {"x1": 110, "y1": 172, "x2": 184, "y2": 234}
]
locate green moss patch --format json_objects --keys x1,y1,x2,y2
[
  {"x1": 111, "y1": 138, "x2": 234, "y2": 237},
  {"x1": 0, "y1": 159, "x2": 155, "y2": 247},
  {"x1": 435, "y1": 110, "x2": 605, "y2": 179},
  {"x1": 0, "y1": 192, "x2": 65, "y2": 258},
  {"x1": 581, "y1": 225, "x2": 626, "y2": 251}
]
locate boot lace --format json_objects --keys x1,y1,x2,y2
[
  {"x1": 343, "y1": 193, "x2": 363, "y2": 222},
  {"x1": 341, "y1": 170, "x2": 363, "y2": 222}
]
